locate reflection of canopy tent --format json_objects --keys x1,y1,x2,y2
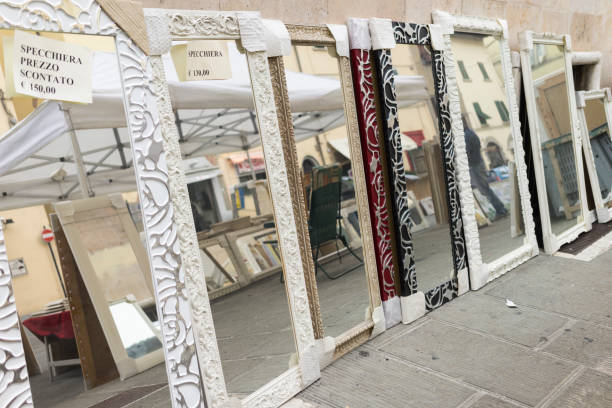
[{"x1": 0, "y1": 47, "x2": 428, "y2": 210}]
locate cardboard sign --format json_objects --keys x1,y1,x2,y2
[
  {"x1": 13, "y1": 30, "x2": 92, "y2": 103},
  {"x1": 185, "y1": 40, "x2": 231, "y2": 81}
]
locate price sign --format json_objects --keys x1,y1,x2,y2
[
  {"x1": 13, "y1": 30, "x2": 92, "y2": 103},
  {"x1": 185, "y1": 40, "x2": 232, "y2": 81}
]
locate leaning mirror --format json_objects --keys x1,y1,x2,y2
[
  {"x1": 144, "y1": 10, "x2": 319, "y2": 407},
  {"x1": 268, "y1": 23, "x2": 385, "y2": 366},
  {"x1": 432, "y1": 11, "x2": 539, "y2": 288},
  {"x1": 576, "y1": 89, "x2": 612, "y2": 223},
  {"x1": 519, "y1": 31, "x2": 591, "y2": 254},
  {"x1": 0, "y1": 2, "x2": 195, "y2": 406},
  {"x1": 366, "y1": 18, "x2": 470, "y2": 318}
]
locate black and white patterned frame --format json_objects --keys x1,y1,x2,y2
[
  {"x1": 432, "y1": 11, "x2": 539, "y2": 288},
  {"x1": 371, "y1": 21, "x2": 468, "y2": 312},
  {"x1": 0, "y1": 2, "x2": 211, "y2": 408}
]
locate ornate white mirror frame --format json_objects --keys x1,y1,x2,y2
[
  {"x1": 519, "y1": 31, "x2": 591, "y2": 254},
  {"x1": 0, "y1": 1, "x2": 210, "y2": 407},
  {"x1": 142, "y1": 9, "x2": 320, "y2": 408},
  {"x1": 432, "y1": 11, "x2": 538, "y2": 289},
  {"x1": 572, "y1": 51, "x2": 603, "y2": 92},
  {"x1": 575, "y1": 88, "x2": 612, "y2": 223}
]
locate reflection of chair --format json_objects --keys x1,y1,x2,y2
[{"x1": 309, "y1": 165, "x2": 362, "y2": 280}]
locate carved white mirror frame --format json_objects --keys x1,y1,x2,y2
[
  {"x1": 143, "y1": 9, "x2": 319, "y2": 408},
  {"x1": 432, "y1": 11, "x2": 538, "y2": 289},
  {"x1": 575, "y1": 88, "x2": 612, "y2": 223},
  {"x1": 519, "y1": 31, "x2": 591, "y2": 254},
  {"x1": 0, "y1": 2, "x2": 213, "y2": 407}
]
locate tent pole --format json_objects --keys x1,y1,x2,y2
[
  {"x1": 113, "y1": 128, "x2": 128, "y2": 169},
  {"x1": 174, "y1": 111, "x2": 185, "y2": 142},
  {"x1": 242, "y1": 134, "x2": 260, "y2": 216},
  {"x1": 60, "y1": 105, "x2": 94, "y2": 198}
]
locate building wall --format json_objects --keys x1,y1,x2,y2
[
  {"x1": 0, "y1": 205, "x2": 65, "y2": 316},
  {"x1": 142, "y1": 0, "x2": 612, "y2": 88}
]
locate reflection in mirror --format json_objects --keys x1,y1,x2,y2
[
  {"x1": 450, "y1": 33, "x2": 525, "y2": 262},
  {"x1": 283, "y1": 44, "x2": 370, "y2": 338},
  {"x1": 530, "y1": 44, "x2": 582, "y2": 235},
  {"x1": 390, "y1": 43, "x2": 454, "y2": 291},
  {"x1": 109, "y1": 300, "x2": 162, "y2": 359},
  {"x1": 583, "y1": 98, "x2": 612, "y2": 207},
  {"x1": 165, "y1": 39, "x2": 296, "y2": 395}
]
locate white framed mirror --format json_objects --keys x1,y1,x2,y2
[
  {"x1": 520, "y1": 31, "x2": 592, "y2": 254},
  {"x1": 576, "y1": 88, "x2": 612, "y2": 223},
  {"x1": 143, "y1": 10, "x2": 320, "y2": 407},
  {"x1": 0, "y1": 1, "x2": 211, "y2": 406},
  {"x1": 432, "y1": 11, "x2": 539, "y2": 289}
]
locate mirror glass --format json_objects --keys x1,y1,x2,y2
[
  {"x1": 390, "y1": 43, "x2": 455, "y2": 291},
  {"x1": 583, "y1": 98, "x2": 612, "y2": 207},
  {"x1": 109, "y1": 300, "x2": 162, "y2": 359},
  {"x1": 283, "y1": 44, "x2": 371, "y2": 338},
  {"x1": 450, "y1": 33, "x2": 525, "y2": 263},
  {"x1": 165, "y1": 39, "x2": 296, "y2": 396},
  {"x1": 74, "y1": 206, "x2": 153, "y2": 305},
  {"x1": 530, "y1": 43, "x2": 582, "y2": 234}
]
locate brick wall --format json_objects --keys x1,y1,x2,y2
[{"x1": 142, "y1": 0, "x2": 612, "y2": 87}]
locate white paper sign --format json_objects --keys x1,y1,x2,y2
[
  {"x1": 186, "y1": 40, "x2": 232, "y2": 81},
  {"x1": 13, "y1": 30, "x2": 92, "y2": 103}
]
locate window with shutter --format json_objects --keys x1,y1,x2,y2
[
  {"x1": 457, "y1": 60, "x2": 470, "y2": 80},
  {"x1": 495, "y1": 101, "x2": 510, "y2": 122},
  {"x1": 477, "y1": 62, "x2": 490, "y2": 80},
  {"x1": 473, "y1": 102, "x2": 491, "y2": 125}
]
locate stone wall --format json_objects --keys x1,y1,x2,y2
[{"x1": 142, "y1": 0, "x2": 612, "y2": 87}]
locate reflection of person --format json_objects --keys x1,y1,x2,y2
[{"x1": 464, "y1": 121, "x2": 508, "y2": 219}]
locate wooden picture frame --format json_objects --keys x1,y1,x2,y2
[
  {"x1": 0, "y1": 2, "x2": 215, "y2": 406},
  {"x1": 432, "y1": 11, "x2": 539, "y2": 288},
  {"x1": 143, "y1": 10, "x2": 319, "y2": 407},
  {"x1": 519, "y1": 30, "x2": 591, "y2": 254},
  {"x1": 364, "y1": 18, "x2": 469, "y2": 320},
  {"x1": 49, "y1": 213, "x2": 120, "y2": 389},
  {"x1": 576, "y1": 88, "x2": 612, "y2": 223},
  {"x1": 268, "y1": 23, "x2": 385, "y2": 366},
  {"x1": 54, "y1": 194, "x2": 163, "y2": 379}
]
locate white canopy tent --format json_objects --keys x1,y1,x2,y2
[{"x1": 0, "y1": 44, "x2": 429, "y2": 210}]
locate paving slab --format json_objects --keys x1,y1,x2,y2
[
  {"x1": 124, "y1": 386, "x2": 171, "y2": 408},
  {"x1": 226, "y1": 353, "x2": 294, "y2": 394},
  {"x1": 469, "y1": 394, "x2": 522, "y2": 408},
  {"x1": 380, "y1": 320, "x2": 576, "y2": 406},
  {"x1": 547, "y1": 369, "x2": 612, "y2": 408},
  {"x1": 300, "y1": 348, "x2": 475, "y2": 408},
  {"x1": 485, "y1": 255, "x2": 612, "y2": 327},
  {"x1": 543, "y1": 321, "x2": 612, "y2": 375},
  {"x1": 429, "y1": 292, "x2": 568, "y2": 347}
]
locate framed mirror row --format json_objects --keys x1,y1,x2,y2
[{"x1": 0, "y1": 3, "x2": 608, "y2": 408}]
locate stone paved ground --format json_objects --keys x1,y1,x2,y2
[
  {"x1": 298, "y1": 250, "x2": 612, "y2": 408},
  {"x1": 29, "y1": 242, "x2": 612, "y2": 407}
]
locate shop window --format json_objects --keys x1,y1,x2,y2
[
  {"x1": 495, "y1": 100, "x2": 510, "y2": 122},
  {"x1": 457, "y1": 60, "x2": 470, "y2": 81},
  {"x1": 473, "y1": 102, "x2": 491, "y2": 126}
]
